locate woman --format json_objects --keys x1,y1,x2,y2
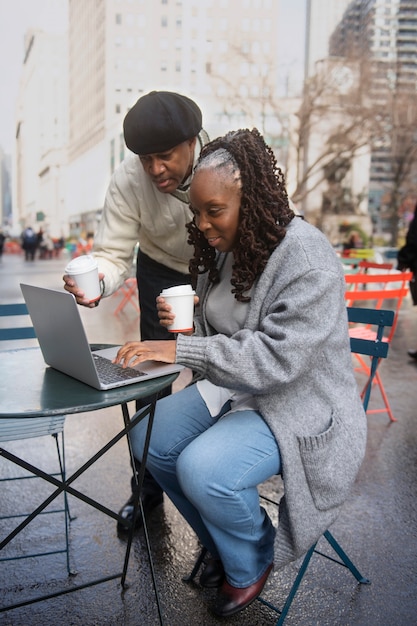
[{"x1": 115, "y1": 129, "x2": 367, "y2": 618}]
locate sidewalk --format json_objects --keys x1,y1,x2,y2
[{"x1": 1, "y1": 252, "x2": 417, "y2": 625}]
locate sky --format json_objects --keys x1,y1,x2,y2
[{"x1": 0, "y1": 0, "x2": 306, "y2": 155}]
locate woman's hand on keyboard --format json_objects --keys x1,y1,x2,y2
[{"x1": 114, "y1": 340, "x2": 177, "y2": 368}]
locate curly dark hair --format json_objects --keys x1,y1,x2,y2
[{"x1": 187, "y1": 128, "x2": 294, "y2": 302}]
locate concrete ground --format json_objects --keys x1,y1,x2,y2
[{"x1": 1, "y1": 252, "x2": 417, "y2": 626}]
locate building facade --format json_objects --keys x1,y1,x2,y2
[
  {"x1": 66, "y1": 0, "x2": 291, "y2": 237},
  {"x1": 14, "y1": 29, "x2": 68, "y2": 238},
  {"x1": 329, "y1": 0, "x2": 417, "y2": 238}
]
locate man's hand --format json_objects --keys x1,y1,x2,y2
[
  {"x1": 63, "y1": 272, "x2": 105, "y2": 307},
  {"x1": 114, "y1": 340, "x2": 177, "y2": 368}
]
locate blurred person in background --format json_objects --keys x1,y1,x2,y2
[
  {"x1": 21, "y1": 226, "x2": 38, "y2": 261},
  {"x1": 398, "y1": 201, "x2": 417, "y2": 359},
  {"x1": 0, "y1": 228, "x2": 6, "y2": 261}
]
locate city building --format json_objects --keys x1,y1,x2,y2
[
  {"x1": 0, "y1": 148, "x2": 12, "y2": 229},
  {"x1": 300, "y1": 0, "x2": 372, "y2": 242},
  {"x1": 13, "y1": 1, "x2": 305, "y2": 240},
  {"x1": 329, "y1": 0, "x2": 417, "y2": 239},
  {"x1": 66, "y1": 0, "x2": 295, "y2": 238},
  {"x1": 305, "y1": 0, "x2": 353, "y2": 78},
  {"x1": 14, "y1": 28, "x2": 68, "y2": 238}
]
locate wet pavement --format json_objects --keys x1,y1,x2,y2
[{"x1": 1, "y1": 252, "x2": 417, "y2": 626}]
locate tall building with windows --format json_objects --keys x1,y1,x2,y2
[
  {"x1": 14, "y1": 29, "x2": 68, "y2": 237},
  {"x1": 66, "y1": 0, "x2": 284, "y2": 234},
  {"x1": 305, "y1": 0, "x2": 353, "y2": 78},
  {"x1": 329, "y1": 0, "x2": 417, "y2": 230}
]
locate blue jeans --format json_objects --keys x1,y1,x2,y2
[{"x1": 130, "y1": 384, "x2": 281, "y2": 587}]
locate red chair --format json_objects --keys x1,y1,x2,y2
[
  {"x1": 345, "y1": 270, "x2": 413, "y2": 421},
  {"x1": 357, "y1": 260, "x2": 394, "y2": 272},
  {"x1": 112, "y1": 278, "x2": 140, "y2": 317}
]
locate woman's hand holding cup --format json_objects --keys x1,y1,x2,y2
[{"x1": 157, "y1": 285, "x2": 198, "y2": 335}]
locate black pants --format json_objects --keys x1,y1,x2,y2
[{"x1": 132, "y1": 250, "x2": 191, "y2": 496}]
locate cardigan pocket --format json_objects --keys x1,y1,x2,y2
[{"x1": 297, "y1": 411, "x2": 362, "y2": 511}]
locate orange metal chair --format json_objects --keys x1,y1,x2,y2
[
  {"x1": 357, "y1": 260, "x2": 394, "y2": 272},
  {"x1": 344, "y1": 270, "x2": 413, "y2": 421},
  {"x1": 112, "y1": 277, "x2": 140, "y2": 316}
]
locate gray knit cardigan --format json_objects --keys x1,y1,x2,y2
[{"x1": 175, "y1": 216, "x2": 367, "y2": 569}]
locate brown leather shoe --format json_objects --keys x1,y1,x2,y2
[
  {"x1": 199, "y1": 558, "x2": 225, "y2": 588},
  {"x1": 212, "y1": 562, "x2": 273, "y2": 617}
]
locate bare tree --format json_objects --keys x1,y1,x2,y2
[{"x1": 372, "y1": 77, "x2": 417, "y2": 245}]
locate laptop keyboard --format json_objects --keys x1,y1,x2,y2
[{"x1": 92, "y1": 353, "x2": 147, "y2": 384}]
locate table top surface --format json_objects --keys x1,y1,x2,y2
[{"x1": 0, "y1": 347, "x2": 178, "y2": 418}]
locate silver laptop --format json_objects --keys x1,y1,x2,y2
[{"x1": 20, "y1": 283, "x2": 183, "y2": 390}]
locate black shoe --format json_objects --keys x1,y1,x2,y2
[
  {"x1": 117, "y1": 492, "x2": 164, "y2": 533},
  {"x1": 407, "y1": 349, "x2": 417, "y2": 361},
  {"x1": 199, "y1": 558, "x2": 225, "y2": 588}
]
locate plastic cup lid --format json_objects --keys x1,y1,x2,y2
[
  {"x1": 65, "y1": 254, "x2": 98, "y2": 274},
  {"x1": 161, "y1": 285, "x2": 195, "y2": 296}
]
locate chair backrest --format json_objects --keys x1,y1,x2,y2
[
  {"x1": 357, "y1": 260, "x2": 394, "y2": 272},
  {"x1": 0, "y1": 303, "x2": 37, "y2": 342},
  {"x1": 342, "y1": 248, "x2": 375, "y2": 260},
  {"x1": 347, "y1": 307, "x2": 394, "y2": 411},
  {"x1": 344, "y1": 271, "x2": 412, "y2": 342}
]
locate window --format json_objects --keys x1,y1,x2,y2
[
  {"x1": 161, "y1": 16, "x2": 168, "y2": 27},
  {"x1": 115, "y1": 13, "x2": 122, "y2": 25}
]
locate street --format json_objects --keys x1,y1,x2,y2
[{"x1": 1, "y1": 252, "x2": 417, "y2": 625}]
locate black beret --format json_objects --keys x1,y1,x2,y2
[{"x1": 123, "y1": 91, "x2": 203, "y2": 155}]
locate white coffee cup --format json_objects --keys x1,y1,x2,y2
[
  {"x1": 160, "y1": 284, "x2": 195, "y2": 333},
  {"x1": 65, "y1": 254, "x2": 101, "y2": 303}
]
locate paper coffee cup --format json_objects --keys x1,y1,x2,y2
[
  {"x1": 160, "y1": 284, "x2": 195, "y2": 333},
  {"x1": 65, "y1": 254, "x2": 101, "y2": 303}
]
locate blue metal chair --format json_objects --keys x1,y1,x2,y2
[
  {"x1": 0, "y1": 303, "x2": 72, "y2": 574},
  {"x1": 185, "y1": 307, "x2": 395, "y2": 624}
]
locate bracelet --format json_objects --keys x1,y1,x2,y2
[{"x1": 100, "y1": 278, "x2": 105, "y2": 296}]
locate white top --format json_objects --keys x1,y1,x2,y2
[{"x1": 196, "y1": 253, "x2": 257, "y2": 417}]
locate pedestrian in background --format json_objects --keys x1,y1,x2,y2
[
  {"x1": 64, "y1": 91, "x2": 209, "y2": 533},
  {"x1": 398, "y1": 201, "x2": 417, "y2": 359},
  {"x1": 21, "y1": 226, "x2": 38, "y2": 261},
  {"x1": 0, "y1": 228, "x2": 6, "y2": 261}
]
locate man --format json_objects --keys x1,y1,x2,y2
[
  {"x1": 21, "y1": 226, "x2": 38, "y2": 261},
  {"x1": 64, "y1": 91, "x2": 208, "y2": 532}
]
